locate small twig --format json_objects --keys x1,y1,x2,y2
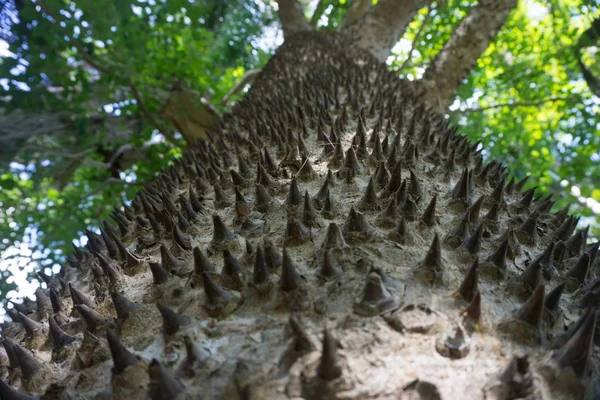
[
  {"x1": 398, "y1": 2, "x2": 433, "y2": 73},
  {"x1": 457, "y1": 96, "x2": 577, "y2": 114}
]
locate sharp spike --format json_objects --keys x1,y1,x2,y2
[
  {"x1": 544, "y1": 283, "x2": 566, "y2": 313},
  {"x1": 193, "y1": 246, "x2": 216, "y2": 276},
  {"x1": 319, "y1": 250, "x2": 343, "y2": 281},
  {"x1": 173, "y1": 223, "x2": 192, "y2": 251},
  {"x1": 49, "y1": 315, "x2": 77, "y2": 350},
  {"x1": 69, "y1": 283, "x2": 94, "y2": 308},
  {"x1": 157, "y1": 303, "x2": 188, "y2": 336},
  {"x1": 110, "y1": 291, "x2": 138, "y2": 321},
  {"x1": 420, "y1": 233, "x2": 442, "y2": 276},
  {"x1": 76, "y1": 304, "x2": 114, "y2": 333},
  {"x1": 354, "y1": 272, "x2": 399, "y2": 315},
  {"x1": 284, "y1": 216, "x2": 310, "y2": 245},
  {"x1": 253, "y1": 245, "x2": 271, "y2": 285},
  {"x1": 302, "y1": 190, "x2": 319, "y2": 227},
  {"x1": 202, "y1": 272, "x2": 233, "y2": 308},
  {"x1": 280, "y1": 248, "x2": 303, "y2": 291},
  {"x1": 451, "y1": 168, "x2": 470, "y2": 203},
  {"x1": 0, "y1": 379, "x2": 38, "y2": 399},
  {"x1": 149, "y1": 359, "x2": 185, "y2": 400},
  {"x1": 462, "y1": 223, "x2": 483, "y2": 255},
  {"x1": 516, "y1": 212, "x2": 538, "y2": 245},
  {"x1": 150, "y1": 262, "x2": 171, "y2": 285},
  {"x1": 466, "y1": 291, "x2": 481, "y2": 321},
  {"x1": 554, "y1": 309, "x2": 597, "y2": 377},
  {"x1": 514, "y1": 285, "x2": 544, "y2": 327},
  {"x1": 13, "y1": 342, "x2": 43, "y2": 379},
  {"x1": 407, "y1": 169, "x2": 422, "y2": 198},
  {"x1": 1, "y1": 338, "x2": 20, "y2": 369},
  {"x1": 107, "y1": 329, "x2": 138, "y2": 374},
  {"x1": 487, "y1": 237, "x2": 509, "y2": 271},
  {"x1": 18, "y1": 312, "x2": 44, "y2": 337},
  {"x1": 49, "y1": 288, "x2": 65, "y2": 313},
  {"x1": 566, "y1": 253, "x2": 590, "y2": 284},
  {"x1": 211, "y1": 214, "x2": 236, "y2": 247},
  {"x1": 317, "y1": 329, "x2": 342, "y2": 380},
  {"x1": 286, "y1": 177, "x2": 303, "y2": 206},
  {"x1": 255, "y1": 184, "x2": 273, "y2": 213},
  {"x1": 342, "y1": 207, "x2": 374, "y2": 239},
  {"x1": 458, "y1": 258, "x2": 479, "y2": 302},
  {"x1": 420, "y1": 195, "x2": 438, "y2": 227}
]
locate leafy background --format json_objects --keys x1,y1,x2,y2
[{"x1": 0, "y1": 0, "x2": 598, "y2": 313}]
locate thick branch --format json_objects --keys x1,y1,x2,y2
[
  {"x1": 346, "y1": 0, "x2": 427, "y2": 62},
  {"x1": 419, "y1": 0, "x2": 518, "y2": 112},
  {"x1": 339, "y1": 0, "x2": 372, "y2": 29},
  {"x1": 309, "y1": 0, "x2": 329, "y2": 27},
  {"x1": 277, "y1": 0, "x2": 312, "y2": 37}
]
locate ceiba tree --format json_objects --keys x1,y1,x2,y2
[{"x1": 1, "y1": 1, "x2": 599, "y2": 399}]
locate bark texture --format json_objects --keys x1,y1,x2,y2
[
  {"x1": 277, "y1": 0, "x2": 313, "y2": 37},
  {"x1": 346, "y1": 0, "x2": 428, "y2": 62},
  {"x1": 420, "y1": 0, "x2": 519, "y2": 112},
  {"x1": 1, "y1": 31, "x2": 599, "y2": 400}
]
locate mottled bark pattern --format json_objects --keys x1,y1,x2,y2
[
  {"x1": 420, "y1": 0, "x2": 519, "y2": 112},
  {"x1": 0, "y1": 31, "x2": 599, "y2": 400},
  {"x1": 346, "y1": 0, "x2": 428, "y2": 62}
]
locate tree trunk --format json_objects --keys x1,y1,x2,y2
[
  {"x1": 419, "y1": 0, "x2": 519, "y2": 112},
  {"x1": 1, "y1": 30, "x2": 599, "y2": 400}
]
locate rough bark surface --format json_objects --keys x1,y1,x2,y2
[
  {"x1": 346, "y1": 0, "x2": 428, "y2": 62},
  {"x1": 420, "y1": 0, "x2": 519, "y2": 112},
  {"x1": 277, "y1": 0, "x2": 313, "y2": 37},
  {"x1": 1, "y1": 31, "x2": 599, "y2": 400}
]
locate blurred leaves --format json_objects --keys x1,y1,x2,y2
[{"x1": 0, "y1": 0, "x2": 278, "y2": 300}]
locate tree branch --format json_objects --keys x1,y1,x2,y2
[
  {"x1": 340, "y1": 0, "x2": 373, "y2": 29},
  {"x1": 128, "y1": 77, "x2": 178, "y2": 144},
  {"x1": 221, "y1": 69, "x2": 262, "y2": 106},
  {"x1": 309, "y1": 0, "x2": 329, "y2": 28},
  {"x1": 15, "y1": 145, "x2": 96, "y2": 161},
  {"x1": 277, "y1": 0, "x2": 312, "y2": 38},
  {"x1": 346, "y1": 0, "x2": 428, "y2": 62},
  {"x1": 419, "y1": 0, "x2": 519, "y2": 113},
  {"x1": 398, "y1": 3, "x2": 432, "y2": 73},
  {"x1": 456, "y1": 96, "x2": 577, "y2": 114},
  {"x1": 35, "y1": 1, "x2": 182, "y2": 146},
  {"x1": 84, "y1": 177, "x2": 142, "y2": 199}
]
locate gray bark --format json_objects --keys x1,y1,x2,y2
[
  {"x1": 419, "y1": 0, "x2": 519, "y2": 112},
  {"x1": 276, "y1": 0, "x2": 313, "y2": 37},
  {"x1": 345, "y1": 0, "x2": 427, "y2": 62},
  {"x1": 339, "y1": 0, "x2": 373, "y2": 29}
]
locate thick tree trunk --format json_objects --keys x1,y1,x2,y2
[
  {"x1": 346, "y1": 0, "x2": 428, "y2": 61},
  {"x1": 1, "y1": 30, "x2": 599, "y2": 400},
  {"x1": 419, "y1": 0, "x2": 519, "y2": 112}
]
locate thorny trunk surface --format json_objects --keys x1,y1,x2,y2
[{"x1": 1, "y1": 31, "x2": 599, "y2": 400}]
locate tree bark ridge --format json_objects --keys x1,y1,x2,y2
[
  {"x1": 419, "y1": 0, "x2": 519, "y2": 112},
  {"x1": 346, "y1": 0, "x2": 427, "y2": 62}
]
